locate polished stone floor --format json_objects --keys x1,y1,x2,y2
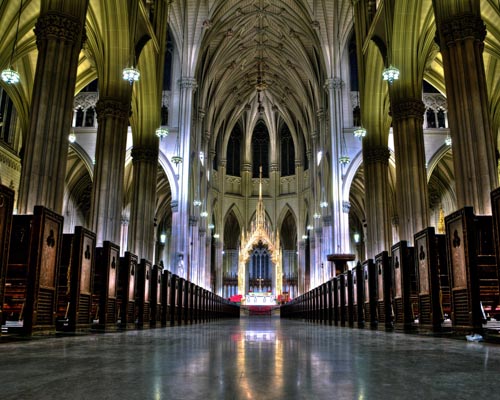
[{"x1": 1, "y1": 317, "x2": 499, "y2": 399}]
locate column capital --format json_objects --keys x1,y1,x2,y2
[
  {"x1": 189, "y1": 216, "x2": 198, "y2": 226},
  {"x1": 178, "y1": 77, "x2": 198, "y2": 90},
  {"x1": 363, "y1": 145, "x2": 391, "y2": 165},
  {"x1": 242, "y1": 163, "x2": 252, "y2": 172},
  {"x1": 324, "y1": 77, "x2": 344, "y2": 91},
  {"x1": 35, "y1": 11, "x2": 84, "y2": 47},
  {"x1": 439, "y1": 13, "x2": 486, "y2": 47},
  {"x1": 390, "y1": 98, "x2": 425, "y2": 123},
  {"x1": 342, "y1": 201, "x2": 351, "y2": 213},
  {"x1": 95, "y1": 97, "x2": 130, "y2": 121},
  {"x1": 131, "y1": 146, "x2": 159, "y2": 164},
  {"x1": 270, "y1": 163, "x2": 279, "y2": 172},
  {"x1": 171, "y1": 200, "x2": 179, "y2": 212}
]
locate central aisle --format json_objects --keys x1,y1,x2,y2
[{"x1": 1, "y1": 317, "x2": 500, "y2": 399}]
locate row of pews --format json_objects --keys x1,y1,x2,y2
[
  {"x1": 282, "y1": 189, "x2": 500, "y2": 335},
  {"x1": 0, "y1": 185, "x2": 239, "y2": 336}
]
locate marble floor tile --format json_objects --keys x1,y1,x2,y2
[{"x1": 1, "y1": 317, "x2": 499, "y2": 399}]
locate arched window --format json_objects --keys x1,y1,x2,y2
[
  {"x1": 226, "y1": 124, "x2": 242, "y2": 176},
  {"x1": 252, "y1": 120, "x2": 269, "y2": 178},
  {"x1": 280, "y1": 123, "x2": 295, "y2": 176}
]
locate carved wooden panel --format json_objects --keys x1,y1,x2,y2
[
  {"x1": 449, "y1": 219, "x2": 466, "y2": 289},
  {"x1": 377, "y1": 260, "x2": 384, "y2": 301},
  {"x1": 393, "y1": 247, "x2": 402, "y2": 298},
  {"x1": 416, "y1": 235, "x2": 429, "y2": 295},
  {"x1": 40, "y1": 221, "x2": 59, "y2": 288},
  {"x1": 128, "y1": 260, "x2": 136, "y2": 301},
  {"x1": 144, "y1": 263, "x2": 151, "y2": 302},
  {"x1": 108, "y1": 248, "x2": 118, "y2": 298},
  {"x1": 80, "y1": 237, "x2": 93, "y2": 294}
]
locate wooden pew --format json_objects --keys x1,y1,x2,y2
[
  {"x1": 56, "y1": 226, "x2": 96, "y2": 332},
  {"x1": 183, "y1": 278, "x2": 189, "y2": 324},
  {"x1": 327, "y1": 279, "x2": 333, "y2": 325},
  {"x1": 189, "y1": 282, "x2": 195, "y2": 324},
  {"x1": 169, "y1": 274, "x2": 177, "y2": 326},
  {"x1": 445, "y1": 207, "x2": 499, "y2": 331},
  {"x1": 352, "y1": 261, "x2": 364, "y2": 328},
  {"x1": 333, "y1": 276, "x2": 339, "y2": 326},
  {"x1": 160, "y1": 270, "x2": 170, "y2": 327},
  {"x1": 489, "y1": 188, "x2": 500, "y2": 320},
  {"x1": 391, "y1": 241, "x2": 417, "y2": 332},
  {"x1": 92, "y1": 241, "x2": 120, "y2": 332},
  {"x1": 346, "y1": 270, "x2": 354, "y2": 327},
  {"x1": 150, "y1": 264, "x2": 163, "y2": 328},
  {"x1": 322, "y1": 281, "x2": 329, "y2": 325},
  {"x1": 363, "y1": 259, "x2": 378, "y2": 329},
  {"x1": 177, "y1": 277, "x2": 185, "y2": 325},
  {"x1": 414, "y1": 227, "x2": 448, "y2": 332},
  {"x1": 375, "y1": 251, "x2": 393, "y2": 330},
  {"x1": 339, "y1": 273, "x2": 347, "y2": 326},
  {"x1": 136, "y1": 259, "x2": 151, "y2": 329},
  {"x1": 0, "y1": 185, "x2": 14, "y2": 333},
  {"x1": 4, "y1": 206, "x2": 63, "y2": 335},
  {"x1": 118, "y1": 252, "x2": 138, "y2": 330}
]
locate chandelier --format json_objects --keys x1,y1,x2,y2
[
  {"x1": 353, "y1": 126, "x2": 367, "y2": 139},
  {"x1": 155, "y1": 126, "x2": 168, "y2": 140},
  {"x1": 1, "y1": 0, "x2": 23, "y2": 84},
  {"x1": 171, "y1": 127, "x2": 183, "y2": 165},
  {"x1": 382, "y1": 65, "x2": 400, "y2": 84},
  {"x1": 122, "y1": 66, "x2": 140, "y2": 84},
  {"x1": 339, "y1": 155, "x2": 350, "y2": 165},
  {"x1": 122, "y1": 0, "x2": 140, "y2": 84}
]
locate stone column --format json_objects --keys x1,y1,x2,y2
[
  {"x1": 90, "y1": 98, "x2": 131, "y2": 246},
  {"x1": 322, "y1": 215, "x2": 333, "y2": 259},
  {"x1": 127, "y1": 146, "x2": 159, "y2": 261},
  {"x1": 189, "y1": 216, "x2": 198, "y2": 283},
  {"x1": 363, "y1": 145, "x2": 392, "y2": 257},
  {"x1": 173, "y1": 77, "x2": 197, "y2": 259},
  {"x1": 325, "y1": 78, "x2": 346, "y2": 253},
  {"x1": 198, "y1": 228, "x2": 206, "y2": 286},
  {"x1": 391, "y1": 98, "x2": 429, "y2": 243},
  {"x1": 18, "y1": 2, "x2": 89, "y2": 214},
  {"x1": 298, "y1": 240, "x2": 306, "y2": 294},
  {"x1": 214, "y1": 239, "x2": 223, "y2": 296},
  {"x1": 433, "y1": 4, "x2": 498, "y2": 214}
]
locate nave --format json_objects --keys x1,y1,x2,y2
[{"x1": 2, "y1": 316, "x2": 499, "y2": 400}]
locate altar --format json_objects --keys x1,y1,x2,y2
[{"x1": 245, "y1": 292, "x2": 275, "y2": 305}]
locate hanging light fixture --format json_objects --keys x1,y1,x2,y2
[
  {"x1": 382, "y1": 65, "x2": 400, "y2": 84},
  {"x1": 171, "y1": 132, "x2": 182, "y2": 165},
  {"x1": 353, "y1": 86, "x2": 366, "y2": 139},
  {"x1": 339, "y1": 155, "x2": 350, "y2": 165},
  {"x1": 155, "y1": 126, "x2": 168, "y2": 140},
  {"x1": 313, "y1": 212, "x2": 321, "y2": 220},
  {"x1": 339, "y1": 126, "x2": 350, "y2": 166},
  {"x1": 1, "y1": 0, "x2": 23, "y2": 84},
  {"x1": 122, "y1": 0, "x2": 140, "y2": 84},
  {"x1": 319, "y1": 186, "x2": 328, "y2": 208},
  {"x1": 353, "y1": 126, "x2": 367, "y2": 139},
  {"x1": 208, "y1": 223, "x2": 215, "y2": 230},
  {"x1": 68, "y1": 130, "x2": 76, "y2": 143}
]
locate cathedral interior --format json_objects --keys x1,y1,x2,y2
[{"x1": 2, "y1": 0, "x2": 500, "y2": 398}]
